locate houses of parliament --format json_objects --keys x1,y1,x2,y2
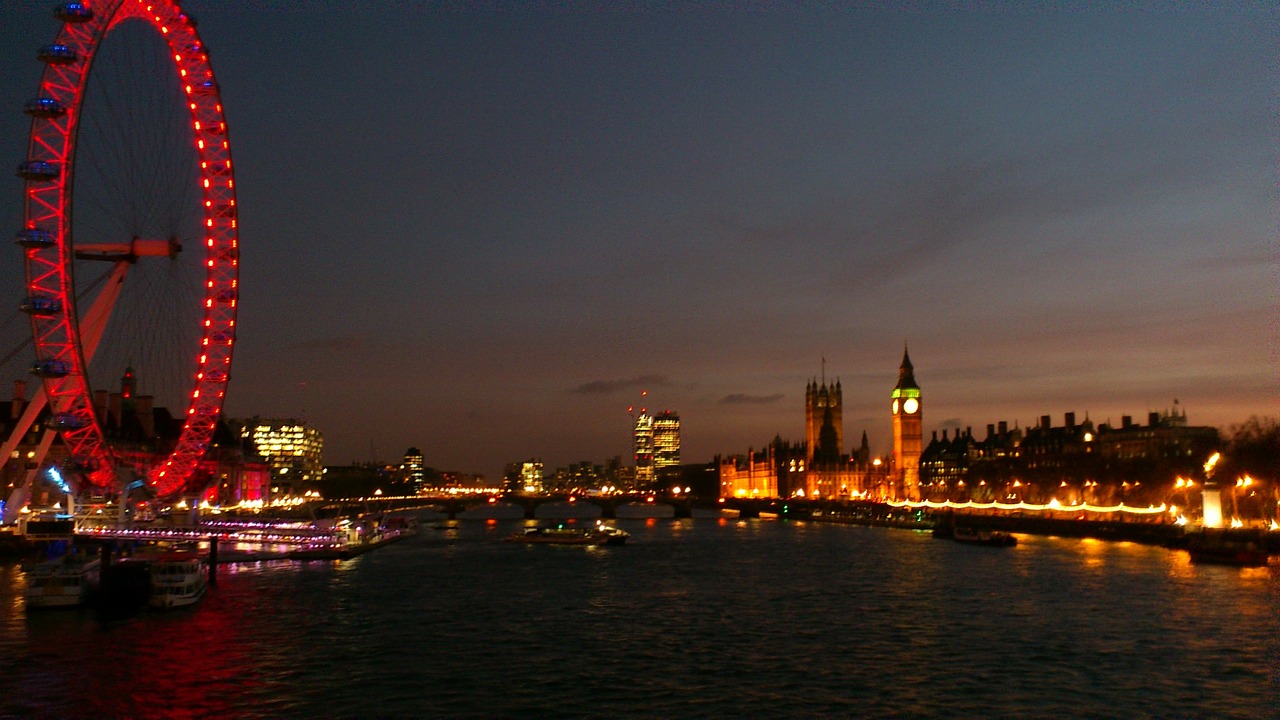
[
  {"x1": 719, "y1": 348, "x2": 922, "y2": 501},
  {"x1": 717, "y1": 347, "x2": 1218, "y2": 507}
]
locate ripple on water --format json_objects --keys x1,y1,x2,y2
[{"x1": 0, "y1": 520, "x2": 1275, "y2": 719}]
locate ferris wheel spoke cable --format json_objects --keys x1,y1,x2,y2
[
  {"x1": 80, "y1": 76, "x2": 135, "y2": 229},
  {"x1": 72, "y1": 37, "x2": 201, "y2": 406},
  {"x1": 80, "y1": 38, "x2": 191, "y2": 240}
]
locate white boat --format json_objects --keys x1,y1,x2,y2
[
  {"x1": 148, "y1": 552, "x2": 207, "y2": 609},
  {"x1": 25, "y1": 554, "x2": 101, "y2": 609},
  {"x1": 507, "y1": 521, "x2": 629, "y2": 546}
]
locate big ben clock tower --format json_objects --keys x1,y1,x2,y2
[{"x1": 891, "y1": 346, "x2": 922, "y2": 501}]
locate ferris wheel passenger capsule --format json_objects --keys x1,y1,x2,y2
[
  {"x1": 16, "y1": 161, "x2": 59, "y2": 181},
  {"x1": 31, "y1": 360, "x2": 71, "y2": 378},
  {"x1": 15, "y1": 228, "x2": 55, "y2": 248},
  {"x1": 37, "y1": 44, "x2": 77, "y2": 65},
  {"x1": 55, "y1": 3, "x2": 94, "y2": 22},
  {"x1": 20, "y1": 296, "x2": 61, "y2": 315},
  {"x1": 24, "y1": 98, "x2": 67, "y2": 118},
  {"x1": 48, "y1": 413, "x2": 89, "y2": 430}
]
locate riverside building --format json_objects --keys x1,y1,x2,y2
[
  {"x1": 719, "y1": 358, "x2": 895, "y2": 500},
  {"x1": 918, "y1": 402, "x2": 1219, "y2": 507},
  {"x1": 242, "y1": 418, "x2": 323, "y2": 500}
]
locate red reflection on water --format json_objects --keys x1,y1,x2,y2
[{"x1": 68, "y1": 584, "x2": 261, "y2": 718}]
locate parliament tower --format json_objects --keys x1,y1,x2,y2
[
  {"x1": 890, "y1": 347, "x2": 922, "y2": 500},
  {"x1": 805, "y1": 378, "x2": 843, "y2": 466}
]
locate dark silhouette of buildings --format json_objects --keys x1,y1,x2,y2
[{"x1": 920, "y1": 403, "x2": 1219, "y2": 506}]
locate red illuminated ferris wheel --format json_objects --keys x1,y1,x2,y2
[{"x1": 14, "y1": 1, "x2": 238, "y2": 499}]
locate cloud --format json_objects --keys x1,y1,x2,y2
[
  {"x1": 1185, "y1": 246, "x2": 1276, "y2": 273},
  {"x1": 720, "y1": 393, "x2": 785, "y2": 405},
  {"x1": 569, "y1": 375, "x2": 668, "y2": 395},
  {"x1": 292, "y1": 335, "x2": 368, "y2": 352}
]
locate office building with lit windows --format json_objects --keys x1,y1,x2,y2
[
  {"x1": 653, "y1": 411, "x2": 681, "y2": 473},
  {"x1": 401, "y1": 447, "x2": 425, "y2": 494},
  {"x1": 242, "y1": 418, "x2": 323, "y2": 499},
  {"x1": 503, "y1": 459, "x2": 545, "y2": 494},
  {"x1": 634, "y1": 412, "x2": 655, "y2": 487}
]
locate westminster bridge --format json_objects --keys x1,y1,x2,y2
[{"x1": 333, "y1": 493, "x2": 1207, "y2": 548}]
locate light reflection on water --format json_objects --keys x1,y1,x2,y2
[{"x1": 0, "y1": 519, "x2": 1274, "y2": 719}]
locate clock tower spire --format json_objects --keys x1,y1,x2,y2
[{"x1": 890, "y1": 345, "x2": 922, "y2": 501}]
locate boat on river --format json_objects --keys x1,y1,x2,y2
[
  {"x1": 288, "y1": 512, "x2": 416, "y2": 560},
  {"x1": 25, "y1": 554, "x2": 101, "y2": 608},
  {"x1": 952, "y1": 527, "x2": 1017, "y2": 547},
  {"x1": 1184, "y1": 533, "x2": 1269, "y2": 567},
  {"x1": 148, "y1": 552, "x2": 207, "y2": 609},
  {"x1": 507, "y1": 522, "x2": 629, "y2": 546}
]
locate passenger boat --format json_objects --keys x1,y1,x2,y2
[
  {"x1": 507, "y1": 522, "x2": 629, "y2": 546},
  {"x1": 1185, "y1": 533, "x2": 1269, "y2": 567},
  {"x1": 952, "y1": 527, "x2": 1017, "y2": 547},
  {"x1": 25, "y1": 554, "x2": 101, "y2": 609},
  {"x1": 148, "y1": 552, "x2": 208, "y2": 609},
  {"x1": 288, "y1": 512, "x2": 416, "y2": 560}
]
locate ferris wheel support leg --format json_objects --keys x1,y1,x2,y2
[
  {"x1": 76, "y1": 261, "x2": 130, "y2": 364},
  {"x1": 3, "y1": 263, "x2": 130, "y2": 518}
]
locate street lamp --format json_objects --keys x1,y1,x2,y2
[{"x1": 1231, "y1": 476, "x2": 1257, "y2": 527}]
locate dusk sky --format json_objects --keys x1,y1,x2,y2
[{"x1": 0, "y1": 2, "x2": 1275, "y2": 481}]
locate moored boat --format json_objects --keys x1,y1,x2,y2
[
  {"x1": 952, "y1": 527, "x2": 1017, "y2": 547},
  {"x1": 382, "y1": 513, "x2": 419, "y2": 536},
  {"x1": 1185, "y1": 533, "x2": 1269, "y2": 567},
  {"x1": 507, "y1": 522, "x2": 629, "y2": 546},
  {"x1": 25, "y1": 554, "x2": 101, "y2": 609},
  {"x1": 288, "y1": 512, "x2": 414, "y2": 560},
  {"x1": 148, "y1": 552, "x2": 207, "y2": 609}
]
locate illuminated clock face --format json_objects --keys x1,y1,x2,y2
[
  {"x1": 892, "y1": 399, "x2": 899, "y2": 414},
  {"x1": 903, "y1": 397, "x2": 919, "y2": 414}
]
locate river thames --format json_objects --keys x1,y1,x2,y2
[{"x1": 0, "y1": 517, "x2": 1275, "y2": 719}]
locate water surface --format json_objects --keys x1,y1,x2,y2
[{"x1": 1, "y1": 518, "x2": 1274, "y2": 719}]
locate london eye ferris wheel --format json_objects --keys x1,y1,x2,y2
[{"x1": 13, "y1": 0, "x2": 239, "y2": 500}]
